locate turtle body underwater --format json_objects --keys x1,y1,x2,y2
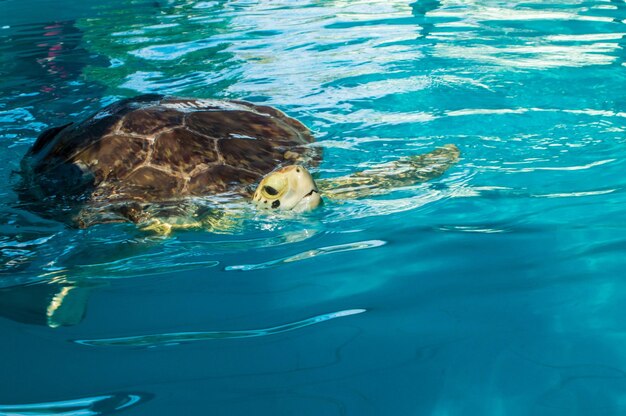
[{"x1": 18, "y1": 95, "x2": 460, "y2": 234}]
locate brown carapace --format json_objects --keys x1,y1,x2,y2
[{"x1": 18, "y1": 95, "x2": 319, "y2": 227}]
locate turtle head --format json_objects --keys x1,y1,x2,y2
[{"x1": 253, "y1": 165, "x2": 321, "y2": 212}]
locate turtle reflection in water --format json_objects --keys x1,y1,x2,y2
[{"x1": 18, "y1": 95, "x2": 460, "y2": 235}]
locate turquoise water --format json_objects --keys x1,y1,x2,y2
[{"x1": 2, "y1": 0, "x2": 626, "y2": 414}]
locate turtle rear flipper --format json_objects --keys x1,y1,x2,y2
[
  {"x1": 46, "y1": 285, "x2": 90, "y2": 328},
  {"x1": 0, "y1": 283, "x2": 89, "y2": 327},
  {"x1": 318, "y1": 144, "x2": 460, "y2": 200}
]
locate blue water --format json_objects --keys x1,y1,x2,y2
[{"x1": 2, "y1": 0, "x2": 626, "y2": 414}]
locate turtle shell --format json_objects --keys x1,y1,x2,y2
[{"x1": 18, "y1": 94, "x2": 318, "y2": 227}]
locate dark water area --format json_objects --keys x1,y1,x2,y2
[{"x1": 3, "y1": 0, "x2": 626, "y2": 414}]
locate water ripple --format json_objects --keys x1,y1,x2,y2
[
  {"x1": 225, "y1": 240, "x2": 385, "y2": 271},
  {"x1": 74, "y1": 309, "x2": 366, "y2": 348},
  {"x1": 49, "y1": 245, "x2": 220, "y2": 280},
  {"x1": 0, "y1": 392, "x2": 152, "y2": 416}
]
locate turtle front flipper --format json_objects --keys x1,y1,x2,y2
[
  {"x1": 139, "y1": 204, "x2": 245, "y2": 236},
  {"x1": 318, "y1": 144, "x2": 460, "y2": 200}
]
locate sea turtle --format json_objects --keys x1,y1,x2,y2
[{"x1": 18, "y1": 94, "x2": 460, "y2": 234}]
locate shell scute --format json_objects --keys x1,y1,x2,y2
[
  {"x1": 152, "y1": 128, "x2": 218, "y2": 173},
  {"x1": 188, "y1": 164, "x2": 258, "y2": 196},
  {"x1": 218, "y1": 137, "x2": 282, "y2": 175},
  {"x1": 121, "y1": 166, "x2": 183, "y2": 200},
  {"x1": 36, "y1": 114, "x2": 121, "y2": 167},
  {"x1": 185, "y1": 110, "x2": 303, "y2": 145},
  {"x1": 73, "y1": 134, "x2": 148, "y2": 181},
  {"x1": 119, "y1": 108, "x2": 184, "y2": 136}
]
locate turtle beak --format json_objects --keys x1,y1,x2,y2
[{"x1": 292, "y1": 188, "x2": 321, "y2": 212}]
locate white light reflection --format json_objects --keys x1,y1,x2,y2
[
  {"x1": 0, "y1": 393, "x2": 150, "y2": 416},
  {"x1": 74, "y1": 309, "x2": 366, "y2": 347}
]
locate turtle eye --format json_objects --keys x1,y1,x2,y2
[
  {"x1": 264, "y1": 185, "x2": 279, "y2": 196},
  {"x1": 260, "y1": 173, "x2": 287, "y2": 199}
]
